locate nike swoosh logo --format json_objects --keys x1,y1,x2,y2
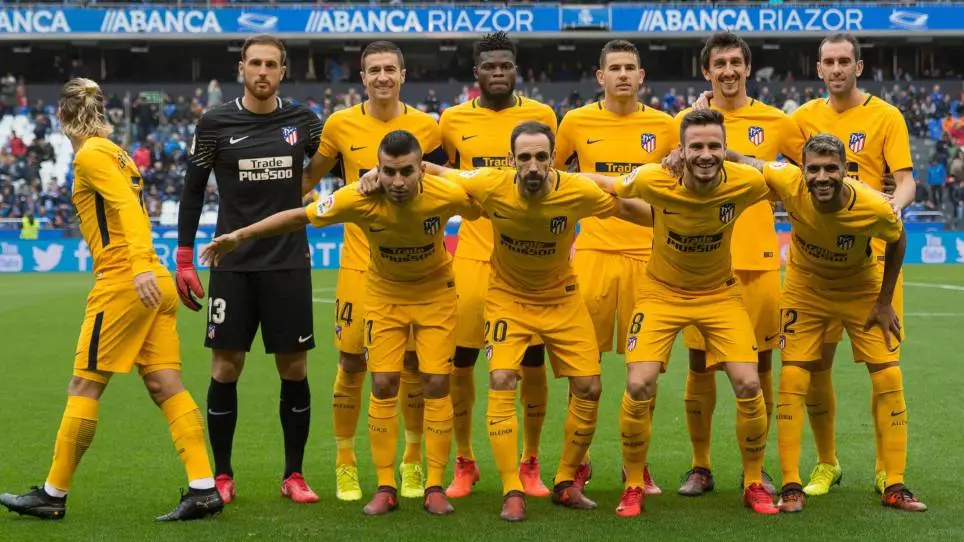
[
  {"x1": 350, "y1": 145, "x2": 367, "y2": 151},
  {"x1": 408, "y1": 393, "x2": 423, "y2": 399},
  {"x1": 526, "y1": 404, "x2": 542, "y2": 409},
  {"x1": 461, "y1": 135, "x2": 477, "y2": 141},
  {"x1": 586, "y1": 138, "x2": 603, "y2": 144},
  {"x1": 752, "y1": 345, "x2": 759, "y2": 351},
  {"x1": 776, "y1": 403, "x2": 792, "y2": 409},
  {"x1": 765, "y1": 333, "x2": 780, "y2": 342},
  {"x1": 208, "y1": 409, "x2": 233, "y2": 416},
  {"x1": 662, "y1": 209, "x2": 679, "y2": 215},
  {"x1": 574, "y1": 430, "x2": 594, "y2": 437},
  {"x1": 746, "y1": 432, "x2": 766, "y2": 442},
  {"x1": 493, "y1": 212, "x2": 510, "y2": 219},
  {"x1": 291, "y1": 406, "x2": 310, "y2": 414},
  {"x1": 890, "y1": 409, "x2": 906, "y2": 416},
  {"x1": 298, "y1": 335, "x2": 313, "y2": 343},
  {"x1": 489, "y1": 416, "x2": 512, "y2": 425},
  {"x1": 621, "y1": 432, "x2": 642, "y2": 439},
  {"x1": 229, "y1": 136, "x2": 248, "y2": 144},
  {"x1": 369, "y1": 226, "x2": 386, "y2": 232}
]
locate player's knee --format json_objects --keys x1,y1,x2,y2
[
  {"x1": 143, "y1": 369, "x2": 185, "y2": 405},
  {"x1": 275, "y1": 351, "x2": 308, "y2": 380},
  {"x1": 520, "y1": 344, "x2": 546, "y2": 367},
  {"x1": 452, "y1": 347, "x2": 479, "y2": 368},
  {"x1": 211, "y1": 350, "x2": 245, "y2": 382},
  {"x1": 625, "y1": 376, "x2": 656, "y2": 401},
  {"x1": 489, "y1": 370, "x2": 518, "y2": 391},
  {"x1": 688, "y1": 349, "x2": 708, "y2": 372},
  {"x1": 421, "y1": 373, "x2": 449, "y2": 398},
  {"x1": 371, "y1": 372, "x2": 400, "y2": 399},
  {"x1": 403, "y1": 351, "x2": 419, "y2": 372},
  {"x1": 731, "y1": 373, "x2": 762, "y2": 399},
  {"x1": 570, "y1": 375, "x2": 601, "y2": 401},
  {"x1": 67, "y1": 374, "x2": 108, "y2": 399},
  {"x1": 339, "y1": 351, "x2": 367, "y2": 373}
]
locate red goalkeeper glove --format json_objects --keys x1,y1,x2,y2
[{"x1": 175, "y1": 246, "x2": 205, "y2": 311}]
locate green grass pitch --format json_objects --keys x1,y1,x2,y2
[{"x1": 0, "y1": 266, "x2": 961, "y2": 540}]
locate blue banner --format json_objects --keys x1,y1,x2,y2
[
  {"x1": 1, "y1": 229, "x2": 962, "y2": 273},
  {"x1": 2, "y1": 4, "x2": 964, "y2": 37}
]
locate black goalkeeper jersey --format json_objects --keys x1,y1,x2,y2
[{"x1": 182, "y1": 97, "x2": 322, "y2": 271}]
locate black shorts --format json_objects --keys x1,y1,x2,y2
[{"x1": 204, "y1": 268, "x2": 315, "y2": 354}]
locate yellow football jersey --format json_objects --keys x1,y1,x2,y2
[
  {"x1": 762, "y1": 162, "x2": 902, "y2": 290},
  {"x1": 71, "y1": 137, "x2": 162, "y2": 281},
  {"x1": 555, "y1": 101, "x2": 677, "y2": 261},
  {"x1": 446, "y1": 167, "x2": 619, "y2": 304},
  {"x1": 676, "y1": 99, "x2": 805, "y2": 271},
  {"x1": 439, "y1": 96, "x2": 558, "y2": 263},
  {"x1": 305, "y1": 174, "x2": 479, "y2": 304},
  {"x1": 615, "y1": 162, "x2": 769, "y2": 292},
  {"x1": 791, "y1": 95, "x2": 913, "y2": 192},
  {"x1": 316, "y1": 102, "x2": 442, "y2": 272}
]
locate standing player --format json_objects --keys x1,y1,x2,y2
[
  {"x1": 554, "y1": 39, "x2": 677, "y2": 496},
  {"x1": 674, "y1": 32, "x2": 805, "y2": 496},
  {"x1": 590, "y1": 109, "x2": 778, "y2": 516},
  {"x1": 203, "y1": 130, "x2": 481, "y2": 516},
  {"x1": 0, "y1": 78, "x2": 222, "y2": 521},
  {"x1": 725, "y1": 135, "x2": 925, "y2": 512},
  {"x1": 439, "y1": 31, "x2": 558, "y2": 499},
  {"x1": 790, "y1": 33, "x2": 916, "y2": 497},
  {"x1": 428, "y1": 121, "x2": 653, "y2": 521},
  {"x1": 175, "y1": 35, "x2": 323, "y2": 504},
  {"x1": 303, "y1": 40, "x2": 445, "y2": 501}
]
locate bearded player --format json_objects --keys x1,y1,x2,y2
[
  {"x1": 439, "y1": 31, "x2": 558, "y2": 499},
  {"x1": 554, "y1": 39, "x2": 677, "y2": 496},
  {"x1": 790, "y1": 33, "x2": 916, "y2": 497}
]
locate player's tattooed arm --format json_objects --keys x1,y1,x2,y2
[
  {"x1": 724, "y1": 149, "x2": 767, "y2": 172},
  {"x1": 865, "y1": 228, "x2": 907, "y2": 350},
  {"x1": 201, "y1": 209, "x2": 309, "y2": 266}
]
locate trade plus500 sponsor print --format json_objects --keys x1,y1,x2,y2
[{"x1": 2, "y1": 230, "x2": 964, "y2": 273}]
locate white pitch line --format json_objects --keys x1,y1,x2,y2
[
  {"x1": 312, "y1": 287, "x2": 335, "y2": 293},
  {"x1": 905, "y1": 281, "x2": 964, "y2": 292},
  {"x1": 905, "y1": 312, "x2": 964, "y2": 317},
  {"x1": 313, "y1": 297, "x2": 335, "y2": 304}
]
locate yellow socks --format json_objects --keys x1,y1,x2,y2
[
  {"x1": 423, "y1": 396, "x2": 454, "y2": 489},
  {"x1": 736, "y1": 392, "x2": 767, "y2": 487},
  {"x1": 620, "y1": 393, "x2": 652, "y2": 489},
  {"x1": 46, "y1": 395, "x2": 99, "y2": 493},
  {"x1": 776, "y1": 365, "x2": 810, "y2": 487},
  {"x1": 870, "y1": 367, "x2": 908, "y2": 488},
  {"x1": 332, "y1": 367, "x2": 365, "y2": 467},
  {"x1": 450, "y1": 366, "x2": 475, "y2": 460},
  {"x1": 520, "y1": 365, "x2": 548, "y2": 460},
  {"x1": 368, "y1": 395, "x2": 399, "y2": 489},
  {"x1": 555, "y1": 395, "x2": 598, "y2": 486},
  {"x1": 684, "y1": 370, "x2": 716, "y2": 469},
  {"x1": 487, "y1": 389, "x2": 522, "y2": 495},
  {"x1": 806, "y1": 368, "x2": 837, "y2": 465},
  {"x1": 161, "y1": 390, "x2": 214, "y2": 485},
  {"x1": 399, "y1": 367, "x2": 424, "y2": 465}
]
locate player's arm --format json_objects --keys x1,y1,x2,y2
[
  {"x1": 615, "y1": 198, "x2": 654, "y2": 227},
  {"x1": 778, "y1": 114, "x2": 806, "y2": 165},
  {"x1": 77, "y1": 149, "x2": 162, "y2": 308},
  {"x1": 438, "y1": 110, "x2": 457, "y2": 167},
  {"x1": 580, "y1": 172, "x2": 620, "y2": 195},
  {"x1": 421, "y1": 121, "x2": 448, "y2": 165},
  {"x1": 725, "y1": 149, "x2": 767, "y2": 172},
  {"x1": 175, "y1": 111, "x2": 218, "y2": 310},
  {"x1": 552, "y1": 111, "x2": 575, "y2": 170},
  {"x1": 303, "y1": 114, "x2": 342, "y2": 195},
  {"x1": 301, "y1": 110, "x2": 331, "y2": 196},
  {"x1": 865, "y1": 224, "x2": 907, "y2": 350}
]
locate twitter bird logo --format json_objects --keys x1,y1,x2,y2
[{"x1": 33, "y1": 244, "x2": 64, "y2": 272}]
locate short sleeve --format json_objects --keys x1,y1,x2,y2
[
  {"x1": 761, "y1": 161, "x2": 803, "y2": 202},
  {"x1": 578, "y1": 176, "x2": 619, "y2": 219},
  {"x1": 304, "y1": 186, "x2": 363, "y2": 228},
  {"x1": 553, "y1": 111, "x2": 576, "y2": 170},
  {"x1": 438, "y1": 110, "x2": 457, "y2": 166},
  {"x1": 316, "y1": 112, "x2": 341, "y2": 159},
  {"x1": 778, "y1": 114, "x2": 806, "y2": 165},
  {"x1": 883, "y1": 108, "x2": 914, "y2": 172},
  {"x1": 303, "y1": 108, "x2": 324, "y2": 157},
  {"x1": 444, "y1": 167, "x2": 503, "y2": 203},
  {"x1": 870, "y1": 201, "x2": 904, "y2": 244},
  {"x1": 613, "y1": 166, "x2": 646, "y2": 199}
]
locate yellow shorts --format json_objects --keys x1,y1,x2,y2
[
  {"x1": 780, "y1": 278, "x2": 901, "y2": 364},
  {"x1": 626, "y1": 276, "x2": 758, "y2": 368},
  {"x1": 365, "y1": 296, "x2": 457, "y2": 375},
  {"x1": 454, "y1": 256, "x2": 543, "y2": 351},
  {"x1": 73, "y1": 274, "x2": 181, "y2": 377},
  {"x1": 573, "y1": 250, "x2": 648, "y2": 354},
  {"x1": 484, "y1": 290, "x2": 599, "y2": 378},
  {"x1": 683, "y1": 269, "x2": 781, "y2": 354},
  {"x1": 824, "y1": 270, "x2": 904, "y2": 344},
  {"x1": 333, "y1": 268, "x2": 367, "y2": 355}
]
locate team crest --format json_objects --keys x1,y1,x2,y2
[
  {"x1": 837, "y1": 234, "x2": 856, "y2": 250},
  {"x1": 748, "y1": 126, "x2": 765, "y2": 146},
  {"x1": 719, "y1": 202, "x2": 736, "y2": 224},
  {"x1": 849, "y1": 132, "x2": 866, "y2": 153},
  {"x1": 317, "y1": 194, "x2": 335, "y2": 217},
  {"x1": 207, "y1": 324, "x2": 216, "y2": 340},
  {"x1": 423, "y1": 216, "x2": 441, "y2": 235},
  {"x1": 640, "y1": 133, "x2": 657, "y2": 153},
  {"x1": 627, "y1": 336, "x2": 637, "y2": 352},
  {"x1": 549, "y1": 216, "x2": 568, "y2": 234},
  {"x1": 334, "y1": 324, "x2": 342, "y2": 339},
  {"x1": 484, "y1": 344, "x2": 494, "y2": 360},
  {"x1": 282, "y1": 125, "x2": 299, "y2": 145}
]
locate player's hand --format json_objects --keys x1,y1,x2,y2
[
  {"x1": 693, "y1": 90, "x2": 713, "y2": 110},
  {"x1": 661, "y1": 146, "x2": 684, "y2": 177},
  {"x1": 175, "y1": 246, "x2": 205, "y2": 312},
  {"x1": 357, "y1": 168, "x2": 382, "y2": 196},
  {"x1": 200, "y1": 233, "x2": 241, "y2": 268},
  {"x1": 134, "y1": 271, "x2": 162, "y2": 309},
  {"x1": 880, "y1": 192, "x2": 902, "y2": 216},
  {"x1": 863, "y1": 301, "x2": 902, "y2": 352}
]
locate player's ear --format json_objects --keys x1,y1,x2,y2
[
  {"x1": 473, "y1": 66, "x2": 480, "y2": 81},
  {"x1": 638, "y1": 66, "x2": 646, "y2": 86},
  {"x1": 701, "y1": 66, "x2": 712, "y2": 82},
  {"x1": 399, "y1": 68, "x2": 406, "y2": 86},
  {"x1": 595, "y1": 68, "x2": 604, "y2": 88},
  {"x1": 507, "y1": 150, "x2": 516, "y2": 168},
  {"x1": 855, "y1": 59, "x2": 864, "y2": 78},
  {"x1": 237, "y1": 60, "x2": 244, "y2": 78},
  {"x1": 279, "y1": 65, "x2": 287, "y2": 82}
]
